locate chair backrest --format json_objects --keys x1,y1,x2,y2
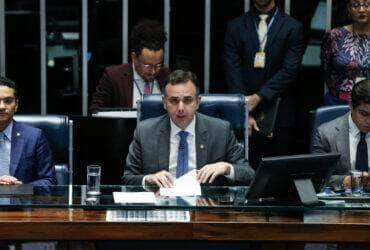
[
  {"x1": 13, "y1": 114, "x2": 70, "y2": 185},
  {"x1": 310, "y1": 105, "x2": 350, "y2": 148},
  {"x1": 138, "y1": 94, "x2": 248, "y2": 158}
]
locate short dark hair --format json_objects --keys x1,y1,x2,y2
[
  {"x1": 0, "y1": 76, "x2": 18, "y2": 99},
  {"x1": 351, "y1": 79, "x2": 370, "y2": 108},
  {"x1": 165, "y1": 69, "x2": 200, "y2": 95},
  {"x1": 130, "y1": 19, "x2": 167, "y2": 56}
]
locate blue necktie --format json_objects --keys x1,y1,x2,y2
[
  {"x1": 0, "y1": 132, "x2": 10, "y2": 176},
  {"x1": 176, "y1": 130, "x2": 189, "y2": 178},
  {"x1": 355, "y1": 132, "x2": 368, "y2": 171}
]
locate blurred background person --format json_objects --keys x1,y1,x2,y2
[
  {"x1": 321, "y1": 0, "x2": 370, "y2": 106},
  {"x1": 89, "y1": 19, "x2": 169, "y2": 113}
]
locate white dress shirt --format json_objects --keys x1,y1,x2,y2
[
  {"x1": 142, "y1": 116, "x2": 235, "y2": 187},
  {"x1": 132, "y1": 65, "x2": 161, "y2": 108},
  {"x1": 348, "y1": 115, "x2": 370, "y2": 169}
]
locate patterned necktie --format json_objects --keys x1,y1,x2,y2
[
  {"x1": 143, "y1": 82, "x2": 152, "y2": 94},
  {"x1": 176, "y1": 130, "x2": 189, "y2": 178},
  {"x1": 355, "y1": 132, "x2": 368, "y2": 171},
  {"x1": 258, "y1": 14, "x2": 268, "y2": 51},
  {"x1": 0, "y1": 132, "x2": 10, "y2": 176}
]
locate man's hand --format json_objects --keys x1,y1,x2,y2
[
  {"x1": 248, "y1": 116, "x2": 260, "y2": 136},
  {"x1": 197, "y1": 162, "x2": 232, "y2": 184},
  {"x1": 246, "y1": 94, "x2": 262, "y2": 112},
  {"x1": 145, "y1": 170, "x2": 174, "y2": 188},
  {"x1": 0, "y1": 175, "x2": 22, "y2": 185}
]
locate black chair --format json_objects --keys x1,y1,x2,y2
[
  {"x1": 13, "y1": 115, "x2": 71, "y2": 185},
  {"x1": 137, "y1": 94, "x2": 248, "y2": 158},
  {"x1": 310, "y1": 105, "x2": 349, "y2": 149}
]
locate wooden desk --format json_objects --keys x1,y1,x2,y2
[{"x1": 0, "y1": 208, "x2": 369, "y2": 242}]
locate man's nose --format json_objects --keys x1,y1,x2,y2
[{"x1": 177, "y1": 100, "x2": 185, "y2": 111}]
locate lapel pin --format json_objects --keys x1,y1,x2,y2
[
  {"x1": 200, "y1": 144, "x2": 204, "y2": 149},
  {"x1": 16, "y1": 133, "x2": 20, "y2": 136}
]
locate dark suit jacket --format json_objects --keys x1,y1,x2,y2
[
  {"x1": 122, "y1": 113, "x2": 255, "y2": 186},
  {"x1": 89, "y1": 63, "x2": 169, "y2": 113},
  {"x1": 223, "y1": 8, "x2": 305, "y2": 127},
  {"x1": 10, "y1": 121, "x2": 56, "y2": 186}
]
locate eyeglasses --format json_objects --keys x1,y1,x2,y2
[
  {"x1": 166, "y1": 96, "x2": 196, "y2": 105},
  {"x1": 136, "y1": 58, "x2": 163, "y2": 71},
  {"x1": 350, "y1": 1, "x2": 370, "y2": 9}
]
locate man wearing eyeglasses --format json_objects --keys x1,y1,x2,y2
[
  {"x1": 0, "y1": 77, "x2": 56, "y2": 186},
  {"x1": 122, "y1": 70, "x2": 255, "y2": 187},
  {"x1": 89, "y1": 19, "x2": 169, "y2": 113}
]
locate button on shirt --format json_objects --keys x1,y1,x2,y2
[
  {"x1": 132, "y1": 66, "x2": 161, "y2": 108},
  {"x1": 0, "y1": 121, "x2": 13, "y2": 176},
  {"x1": 349, "y1": 115, "x2": 370, "y2": 169}
]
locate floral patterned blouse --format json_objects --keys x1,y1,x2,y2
[{"x1": 321, "y1": 27, "x2": 369, "y2": 102}]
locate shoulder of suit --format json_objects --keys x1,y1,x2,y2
[
  {"x1": 318, "y1": 113, "x2": 348, "y2": 133},
  {"x1": 104, "y1": 63, "x2": 132, "y2": 79},
  {"x1": 13, "y1": 122, "x2": 42, "y2": 137},
  {"x1": 197, "y1": 113, "x2": 230, "y2": 129},
  {"x1": 137, "y1": 114, "x2": 168, "y2": 130}
]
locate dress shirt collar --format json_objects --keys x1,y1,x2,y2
[
  {"x1": 1, "y1": 120, "x2": 13, "y2": 141},
  {"x1": 349, "y1": 113, "x2": 368, "y2": 138},
  {"x1": 170, "y1": 115, "x2": 196, "y2": 138},
  {"x1": 251, "y1": 5, "x2": 277, "y2": 23}
]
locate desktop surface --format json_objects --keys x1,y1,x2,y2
[{"x1": 0, "y1": 185, "x2": 370, "y2": 211}]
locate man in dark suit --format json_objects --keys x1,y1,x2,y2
[
  {"x1": 0, "y1": 77, "x2": 56, "y2": 185},
  {"x1": 223, "y1": 0, "x2": 305, "y2": 166},
  {"x1": 312, "y1": 79, "x2": 370, "y2": 190},
  {"x1": 123, "y1": 70, "x2": 255, "y2": 187},
  {"x1": 89, "y1": 19, "x2": 170, "y2": 113}
]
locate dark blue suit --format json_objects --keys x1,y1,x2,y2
[
  {"x1": 10, "y1": 121, "x2": 56, "y2": 185},
  {"x1": 223, "y1": 7, "x2": 305, "y2": 127}
]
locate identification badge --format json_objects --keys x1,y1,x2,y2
[{"x1": 254, "y1": 51, "x2": 265, "y2": 68}]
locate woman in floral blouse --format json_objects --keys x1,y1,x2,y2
[{"x1": 321, "y1": 0, "x2": 369, "y2": 105}]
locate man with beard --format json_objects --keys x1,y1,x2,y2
[
  {"x1": 90, "y1": 19, "x2": 169, "y2": 113},
  {"x1": 223, "y1": 0, "x2": 305, "y2": 167}
]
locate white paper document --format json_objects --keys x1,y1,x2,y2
[
  {"x1": 160, "y1": 170, "x2": 202, "y2": 196},
  {"x1": 113, "y1": 192, "x2": 156, "y2": 204}
]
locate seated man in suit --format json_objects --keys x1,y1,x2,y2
[
  {"x1": 312, "y1": 79, "x2": 370, "y2": 190},
  {"x1": 89, "y1": 19, "x2": 169, "y2": 113},
  {"x1": 123, "y1": 70, "x2": 255, "y2": 187},
  {"x1": 0, "y1": 77, "x2": 56, "y2": 185}
]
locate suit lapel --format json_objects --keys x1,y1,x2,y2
[
  {"x1": 264, "y1": 9, "x2": 284, "y2": 52},
  {"x1": 195, "y1": 114, "x2": 208, "y2": 169},
  {"x1": 335, "y1": 114, "x2": 351, "y2": 168},
  {"x1": 243, "y1": 13, "x2": 260, "y2": 51},
  {"x1": 157, "y1": 116, "x2": 170, "y2": 170},
  {"x1": 10, "y1": 122, "x2": 25, "y2": 176}
]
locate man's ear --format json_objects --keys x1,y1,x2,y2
[
  {"x1": 15, "y1": 99, "x2": 18, "y2": 112},
  {"x1": 162, "y1": 95, "x2": 167, "y2": 110},
  {"x1": 196, "y1": 96, "x2": 201, "y2": 110}
]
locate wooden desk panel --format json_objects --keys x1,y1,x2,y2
[{"x1": 0, "y1": 208, "x2": 369, "y2": 242}]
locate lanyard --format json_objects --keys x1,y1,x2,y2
[
  {"x1": 254, "y1": 8, "x2": 279, "y2": 51},
  {"x1": 133, "y1": 79, "x2": 154, "y2": 97}
]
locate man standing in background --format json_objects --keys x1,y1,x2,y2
[{"x1": 223, "y1": 0, "x2": 305, "y2": 167}]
